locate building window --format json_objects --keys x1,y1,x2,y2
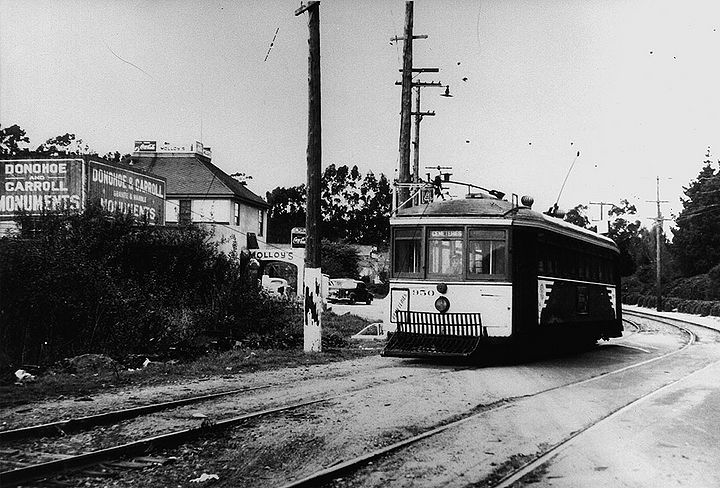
[
  {"x1": 258, "y1": 209, "x2": 265, "y2": 237},
  {"x1": 234, "y1": 203, "x2": 240, "y2": 226},
  {"x1": 179, "y1": 199, "x2": 191, "y2": 225}
]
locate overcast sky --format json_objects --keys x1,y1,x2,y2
[{"x1": 3, "y1": 0, "x2": 720, "y2": 230}]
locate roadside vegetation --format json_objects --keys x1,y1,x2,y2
[
  {"x1": 0, "y1": 312, "x2": 376, "y2": 409},
  {"x1": 0, "y1": 202, "x2": 377, "y2": 396}
]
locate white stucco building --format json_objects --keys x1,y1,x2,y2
[{"x1": 129, "y1": 141, "x2": 268, "y2": 252}]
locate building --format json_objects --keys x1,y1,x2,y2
[{"x1": 129, "y1": 141, "x2": 269, "y2": 251}]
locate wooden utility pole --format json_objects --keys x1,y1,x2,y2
[
  {"x1": 397, "y1": 1, "x2": 414, "y2": 208},
  {"x1": 647, "y1": 176, "x2": 669, "y2": 312},
  {"x1": 410, "y1": 77, "x2": 439, "y2": 183},
  {"x1": 295, "y1": 1, "x2": 322, "y2": 352},
  {"x1": 654, "y1": 177, "x2": 666, "y2": 312},
  {"x1": 589, "y1": 201, "x2": 613, "y2": 233}
]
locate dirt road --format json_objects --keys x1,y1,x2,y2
[{"x1": 6, "y1": 308, "x2": 720, "y2": 487}]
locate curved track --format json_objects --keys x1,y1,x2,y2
[
  {"x1": 278, "y1": 311, "x2": 706, "y2": 488},
  {"x1": 4, "y1": 308, "x2": 717, "y2": 487}
]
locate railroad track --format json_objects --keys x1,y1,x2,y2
[
  {"x1": 5, "y1": 309, "x2": 716, "y2": 487},
  {"x1": 0, "y1": 362, "x2": 474, "y2": 487},
  {"x1": 277, "y1": 310, "x2": 709, "y2": 488}
]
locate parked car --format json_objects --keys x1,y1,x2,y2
[
  {"x1": 264, "y1": 277, "x2": 292, "y2": 298},
  {"x1": 328, "y1": 279, "x2": 373, "y2": 305}
]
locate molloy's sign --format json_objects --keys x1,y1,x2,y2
[
  {"x1": 0, "y1": 159, "x2": 83, "y2": 220},
  {"x1": 133, "y1": 140, "x2": 157, "y2": 152},
  {"x1": 88, "y1": 160, "x2": 166, "y2": 224},
  {"x1": 291, "y1": 227, "x2": 307, "y2": 248},
  {"x1": 158, "y1": 142, "x2": 189, "y2": 152},
  {"x1": 251, "y1": 249, "x2": 295, "y2": 262}
]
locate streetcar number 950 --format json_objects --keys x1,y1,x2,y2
[{"x1": 411, "y1": 289, "x2": 435, "y2": 296}]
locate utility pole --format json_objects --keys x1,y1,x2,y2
[
  {"x1": 647, "y1": 176, "x2": 669, "y2": 312},
  {"x1": 589, "y1": 201, "x2": 613, "y2": 233},
  {"x1": 410, "y1": 75, "x2": 441, "y2": 184},
  {"x1": 397, "y1": 1, "x2": 414, "y2": 208},
  {"x1": 295, "y1": 1, "x2": 322, "y2": 352},
  {"x1": 393, "y1": 2, "x2": 446, "y2": 208}
]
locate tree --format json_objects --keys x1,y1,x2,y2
[
  {"x1": 672, "y1": 150, "x2": 720, "y2": 276},
  {"x1": 358, "y1": 172, "x2": 391, "y2": 245},
  {"x1": 36, "y1": 132, "x2": 93, "y2": 155},
  {"x1": 266, "y1": 185, "x2": 306, "y2": 243},
  {"x1": 266, "y1": 165, "x2": 393, "y2": 245},
  {"x1": 564, "y1": 204, "x2": 591, "y2": 228},
  {"x1": 606, "y1": 200, "x2": 643, "y2": 276},
  {"x1": 321, "y1": 240, "x2": 360, "y2": 278},
  {"x1": 0, "y1": 124, "x2": 30, "y2": 156}
]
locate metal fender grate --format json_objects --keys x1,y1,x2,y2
[
  {"x1": 382, "y1": 332, "x2": 482, "y2": 358},
  {"x1": 396, "y1": 311, "x2": 483, "y2": 336}
]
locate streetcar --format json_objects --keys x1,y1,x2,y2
[{"x1": 382, "y1": 181, "x2": 622, "y2": 358}]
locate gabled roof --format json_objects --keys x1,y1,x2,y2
[{"x1": 130, "y1": 153, "x2": 268, "y2": 209}]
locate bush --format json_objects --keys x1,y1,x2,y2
[
  {"x1": 321, "y1": 240, "x2": 360, "y2": 278},
  {"x1": 0, "y1": 206, "x2": 256, "y2": 368}
]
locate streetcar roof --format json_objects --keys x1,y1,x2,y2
[{"x1": 392, "y1": 196, "x2": 619, "y2": 252}]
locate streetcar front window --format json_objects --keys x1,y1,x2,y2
[
  {"x1": 427, "y1": 229, "x2": 464, "y2": 278},
  {"x1": 393, "y1": 227, "x2": 423, "y2": 276},
  {"x1": 467, "y1": 229, "x2": 507, "y2": 279}
]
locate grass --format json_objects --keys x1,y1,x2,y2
[{"x1": 0, "y1": 311, "x2": 378, "y2": 409}]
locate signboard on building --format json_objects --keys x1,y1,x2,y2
[
  {"x1": 0, "y1": 158, "x2": 166, "y2": 224},
  {"x1": 291, "y1": 227, "x2": 307, "y2": 248},
  {"x1": 0, "y1": 159, "x2": 83, "y2": 220},
  {"x1": 88, "y1": 160, "x2": 166, "y2": 225},
  {"x1": 251, "y1": 249, "x2": 297, "y2": 262},
  {"x1": 133, "y1": 140, "x2": 157, "y2": 152}
]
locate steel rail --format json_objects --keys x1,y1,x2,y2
[
  {"x1": 0, "y1": 385, "x2": 272, "y2": 442},
  {"x1": 0, "y1": 361, "x2": 465, "y2": 443},
  {"x1": 277, "y1": 319, "x2": 698, "y2": 488},
  {"x1": 491, "y1": 310, "x2": 714, "y2": 488},
  {"x1": 624, "y1": 307, "x2": 720, "y2": 331},
  {"x1": 0, "y1": 396, "x2": 331, "y2": 487},
  {"x1": 0, "y1": 364, "x2": 475, "y2": 487}
]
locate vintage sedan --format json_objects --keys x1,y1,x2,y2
[{"x1": 327, "y1": 279, "x2": 373, "y2": 305}]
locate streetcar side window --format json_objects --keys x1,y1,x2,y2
[
  {"x1": 393, "y1": 228, "x2": 423, "y2": 276},
  {"x1": 467, "y1": 229, "x2": 507, "y2": 279},
  {"x1": 427, "y1": 229, "x2": 464, "y2": 279}
]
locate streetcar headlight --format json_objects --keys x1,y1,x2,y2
[
  {"x1": 435, "y1": 296, "x2": 450, "y2": 314},
  {"x1": 436, "y1": 283, "x2": 448, "y2": 294}
]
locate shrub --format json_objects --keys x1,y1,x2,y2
[
  {"x1": 321, "y1": 240, "x2": 360, "y2": 278},
  {"x1": 0, "y1": 206, "x2": 254, "y2": 368}
]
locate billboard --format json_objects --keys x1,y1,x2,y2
[
  {"x1": 88, "y1": 160, "x2": 166, "y2": 225},
  {"x1": 0, "y1": 158, "x2": 166, "y2": 224},
  {"x1": 0, "y1": 159, "x2": 83, "y2": 220}
]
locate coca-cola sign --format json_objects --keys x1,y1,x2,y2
[{"x1": 133, "y1": 140, "x2": 157, "y2": 152}]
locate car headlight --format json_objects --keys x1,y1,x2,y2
[{"x1": 435, "y1": 296, "x2": 450, "y2": 314}]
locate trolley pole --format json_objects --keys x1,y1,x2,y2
[{"x1": 296, "y1": 1, "x2": 322, "y2": 352}]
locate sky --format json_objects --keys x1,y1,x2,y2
[{"x1": 3, "y1": 0, "x2": 720, "y2": 234}]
